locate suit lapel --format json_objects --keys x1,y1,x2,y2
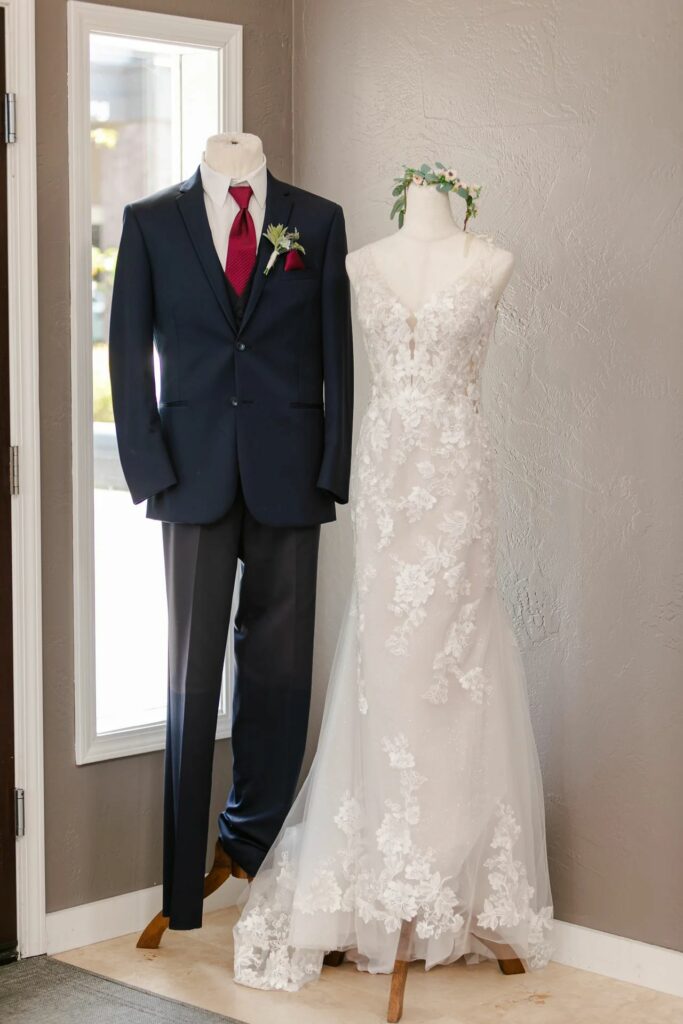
[
  {"x1": 238, "y1": 172, "x2": 293, "y2": 336},
  {"x1": 176, "y1": 168, "x2": 238, "y2": 335}
]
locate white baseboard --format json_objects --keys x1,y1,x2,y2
[
  {"x1": 46, "y1": 877, "x2": 247, "y2": 955},
  {"x1": 552, "y1": 920, "x2": 683, "y2": 999},
  {"x1": 46, "y1": 892, "x2": 683, "y2": 1001}
]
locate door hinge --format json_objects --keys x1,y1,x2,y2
[
  {"x1": 15, "y1": 789, "x2": 25, "y2": 837},
  {"x1": 4, "y1": 92, "x2": 16, "y2": 144},
  {"x1": 9, "y1": 445, "x2": 19, "y2": 495}
]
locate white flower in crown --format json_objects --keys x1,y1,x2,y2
[{"x1": 263, "y1": 223, "x2": 306, "y2": 275}]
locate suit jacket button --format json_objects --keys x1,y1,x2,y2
[
  {"x1": 231, "y1": 397, "x2": 238, "y2": 407},
  {"x1": 236, "y1": 342, "x2": 246, "y2": 351}
]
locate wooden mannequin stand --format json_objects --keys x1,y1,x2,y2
[
  {"x1": 324, "y1": 925, "x2": 525, "y2": 1024},
  {"x1": 136, "y1": 839, "x2": 252, "y2": 950},
  {"x1": 137, "y1": 844, "x2": 524, "y2": 1023}
]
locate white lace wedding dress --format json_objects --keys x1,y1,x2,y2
[{"x1": 233, "y1": 239, "x2": 553, "y2": 991}]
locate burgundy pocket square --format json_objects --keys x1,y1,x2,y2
[{"x1": 284, "y1": 250, "x2": 306, "y2": 271}]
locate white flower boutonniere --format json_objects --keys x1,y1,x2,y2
[{"x1": 263, "y1": 223, "x2": 306, "y2": 275}]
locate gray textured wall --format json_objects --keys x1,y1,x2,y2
[
  {"x1": 293, "y1": 0, "x2": 683, "y2": 952},
  {"x1": 38, "y1": 0, "x2": 683, "y2": 948},
  {"x1": 37, "y1": 0, "x2": 293, "y2": 914}
]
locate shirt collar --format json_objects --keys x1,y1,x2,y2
[{"x1": 199, "y1": 155, "x2": 267, "y2": 210}]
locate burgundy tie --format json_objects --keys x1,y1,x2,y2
[{"x1": 225, "y1": 185, "x2": 256, "y2": 296}]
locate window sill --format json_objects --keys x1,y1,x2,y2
[{"x1": 76, "y1": 710, "x2": 231, "y2": 765}]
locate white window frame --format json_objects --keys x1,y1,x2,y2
[{"x1": 68, "y1": 2, "x2": 243, "y2": 765}]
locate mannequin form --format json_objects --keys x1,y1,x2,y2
[
  {"x1": 203, "y1": 131, "x2": 265, "y2": 180},
  {"x1": 347, "y1": 181, "x2": 514, "y2": 313},
  {"x1": 125, "y1": 128, "x2": 354, "y2": 949},
  {"x1": 135, "y1": 134, "x2": 266, "y2": 953},
  {"x1": 338, "y1": 177, "x2": 525, "y2": 1022}
]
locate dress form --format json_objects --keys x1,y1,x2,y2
[
  {"x1": 203, "y1": 131, "x2": 265, "y2": 179},
  {"x1": 339, "y1": 182, "x2": 526, "y2": 1022},
  {"x1": 135, "y1": 134, "x2": 265, "y2": 956},
  {"x1": 347, "y1": 182, "x2": 514, "y2": 311}
]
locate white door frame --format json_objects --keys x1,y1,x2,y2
[{"x1": 4, "y1": 0, "x2": 46, "y2": 958}]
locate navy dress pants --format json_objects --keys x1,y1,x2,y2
[{"x1": 161, "y1": 488, "x2": 320, "y2": 929}]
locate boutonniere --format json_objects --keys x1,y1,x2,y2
[{"x1": 263, "y1": 223, "x2": 306, "y2": 275}]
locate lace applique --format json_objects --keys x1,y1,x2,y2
[
  {"x1": 425, "y1": 600, "x2": 486, "y2": 705},
  {"x1": 298, "y1": 734, "x2": 465, "y2": 941},
  {"x1": 350, "y1": 255, "x2": 499, "y2": 683},
  {"x1": 477, "y1": 802, "x2": 553, "y2": 968},
  {"x1": 233, "y1": 850, "x2": 323, "y2": 991},
  {"x1": 398, "y1": 486, "x2": 438, "y2": 522}
]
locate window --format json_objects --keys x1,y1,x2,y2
[{"x1": 68, "y1": 3, "x2": 242, "y2": 763}]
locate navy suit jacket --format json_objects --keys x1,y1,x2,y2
[{"x1": 109, "y1": 168, "x2": 353, "y2": 526}]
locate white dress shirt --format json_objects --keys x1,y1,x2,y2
[{"x1": 199, "y1": 156, "x2": 268, "y2": 268}]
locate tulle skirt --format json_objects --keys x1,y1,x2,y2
[
  {"x1": 233, "y1": 400, "x2": 553, "y2": 991},
  {"x1": 233, "y1": 587, "x2": 552, "y2": 990}
]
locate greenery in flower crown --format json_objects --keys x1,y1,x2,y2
[{"x1": 390, "y1": 163, "x2": 482, "y2": 231}]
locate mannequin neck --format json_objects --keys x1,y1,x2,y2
[
  {"x1": 203, "y1": 132, "x2": 265, "y2": 181},
  {"x1": 401, "y1": 183, "x2": 461, "y2": 241}
]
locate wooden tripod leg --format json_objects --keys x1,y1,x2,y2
[
  {"x1": 136, "y1": 911, "x2": 170, "y2": 951},
  {"x1": 230, "y1": 860, "x2": 253, "y2": 883},
  {"x1": 323, "y1": 950, "x2": 346, "y2": 967},
  {"x1": 202, "y1": 837, "x2": 233, "y2": 897},
  {"x1": 137, "y1": 839, "x2": 233, "y2": 950},
  {"x1": 476, "y1": 935, "x2": 526, "y2": 975},
  {"x1": 497, "y1": 954, "x2": 526, "y2": 976},
  {"x1": 387, "y1": 959, "x2": 409, "y2": 1023},
  {"x1": 387, "y1": 920, "x2": 415, "y2": 1024}
]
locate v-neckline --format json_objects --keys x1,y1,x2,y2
[{"x1": 366, "y1": 243, "x2": 485, "y2": 326}]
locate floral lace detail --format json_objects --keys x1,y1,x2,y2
[
  {"x1": 425, "y1": 600, "x2": 490, "y2": 705},
  {"x1": 296, "y1": 734, "x2": 464, "y2": 940},
  {"x1": 350, "y1": 247, "x2": 499, "y2": 701},
  {"x1": 477, "y1": 802, "x2": 554, "y2": 968},
  {"x1": 353, "y1": 561, "x2": 377, "y2": 713},
  {"x1": 233, "y1": 850, "x2": 322, "y2": 991},
  {"x1": 234, "y1": 736, "x2": 466, "y2": 991}
]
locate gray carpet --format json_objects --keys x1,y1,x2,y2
[{"x1": 0, "y1": 956, "x2": 245, "y2": 1024}]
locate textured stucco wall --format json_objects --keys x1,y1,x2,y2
[
  {"x1": 37, "y1": 0, "x2": 293, "y2": 913},
  {"x1": 293, "y1": 0, "x2": 683, "y2": 951}
]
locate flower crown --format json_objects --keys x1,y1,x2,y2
[{"x1": 391, "y1": 163, "x2": 482, "y2": 231}]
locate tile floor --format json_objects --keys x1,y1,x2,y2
[{"x1": 54, "y1": 907, "x2": 683, "y2": 1024}]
